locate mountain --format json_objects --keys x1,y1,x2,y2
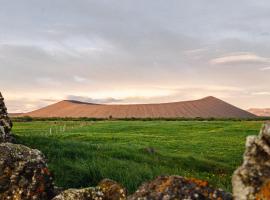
[
  {"x1": 21, "y1": 96, "x2": 256, "y2": 119},
  {"x1": 247, "y1": 108, "x2": 270, "y2": 117}
]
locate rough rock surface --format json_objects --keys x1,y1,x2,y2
[
  {"x1": 0, "y1": 92, "x2": 14, "y2": 143},
  {"x1": 232, "y1": 123, "x2": 270, "y2": 200},
  {"x1": 52, "y1": 179, "x2": 126, "y2": 200},
  {"x1": 128, "y1": 175, "x2": 232, "y2": 200},
  {"x1": 0, "y1": 143, "x2": 54, "y2": 200}
]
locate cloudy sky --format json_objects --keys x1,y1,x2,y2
[{"x1": 1, "y1": 0, "x2": 270, "y2": 112}]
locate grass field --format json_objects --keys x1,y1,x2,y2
[{"x1": 13, "y1": 120, "x2": 263, "y2": 194}]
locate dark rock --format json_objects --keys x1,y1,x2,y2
[
  {"x1": 53, "y1": 186, "x2": 64, "y2": 196},
  {"x1": 52, "y1": 179, "x2": 127, "y2": 200},
  {"x1": 232, "y1": 123, "x2": 270, "y2": 200},
  {"x1": 128, "y1": 175, "x2": 232, "y2": 200},
  {"x1": 0, "y1": 143, "x2": 54, "y2": 200},
  {"x1": 0, "y1": 92, "x2": 14, "y2": 143}
]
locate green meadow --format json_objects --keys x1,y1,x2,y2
[{"x1": 13, "y1": 120, "x2": 263, "y2": 193}]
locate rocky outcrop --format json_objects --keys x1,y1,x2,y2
[
  {"x1": 0, "y1": 92, "x2": 14, "y2": 143},
  {"x1": 232, "y1": 123, "x2": 270, "y2": 200},
  {"x1": 0, "y1": 143, "x2": 54, "y2": 200},
  {"x1": 128, "y1": 176, "x2": 232, "y2": 200},
  {"x1": 52, "y1": 179, "x2": 126, "y2": 200}
]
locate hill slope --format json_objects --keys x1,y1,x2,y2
[
  {"x1": 248, "y1": 108, "x2": 270, "y2": 117},
  {"x1": 22, "y1": 96, "x2": 256, "y2": 119}
]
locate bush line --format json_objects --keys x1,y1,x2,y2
[{"x1": 11, "y1": 116, "x2": 270, "y2": 122}]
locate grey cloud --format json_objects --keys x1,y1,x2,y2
[
  {"x1": 66, "y1": 95, "x2": 122, "y2": 104},
  {"x1": 261, "y1": 67, "x2": 270, "y2": 71},
  {"x1": 1, "y1": 0, "x2": 270, "y2": 111}
]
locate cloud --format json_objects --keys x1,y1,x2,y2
[
  {"x1": 35, "y1": 77, "x2": 62, "y2": 86},
  {"x1": 1, "y1": 0, "x2": 270, "y2": 111},
  {"x1": 252, "y1": 92, "x2": 270, "y2": 96},
  {"x1": 5, "y1": 97, "x2": 59, "y2": 113},
  {"x1": 66, "y1": 85, "x2": 244, "y2": 105},
  {"x1": 184, "y1": 48, "x2": 207, "y2": 54},
  {"x1": 260, "y1": 67, "x2": 270, "y2": 71},
  {"x1": 66, "y1": 95, "x2": 122, "y2": 104},
  {"x1": 73, "y1": 76, "x2": 87, "y2": 83},
  {"x1": 2, "y1": 83, "x2": 267, "y2": 112},
  {"x1": 210, "y1": 53, "x2": 270, "y2": 65}
]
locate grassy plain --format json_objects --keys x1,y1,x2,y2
[{"x1": 13, "y1": 120, "x2": 263, "y2": 193}]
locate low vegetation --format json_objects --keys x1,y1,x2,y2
[
  {"x1": 13, "y1": 120, "x2": 263, "y2": 193},
  {"x1": 12, "y1": 116, "x2": 269, "y2": 122}
]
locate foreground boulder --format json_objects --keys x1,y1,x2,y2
[
  {"x1": 0, "y1": 143, "x2": 54, "y2": 200},
  {"x1": 52, "y1": 179, "x2": 127, "y2": 200},
  {"x1": 232, "y1": 123, "x2": 270, "y2": 200},
  {"x1": 0, "y1": 92, "x2": 14, "y2": 143},
  {"x1": 128, "y1": 175, "x2": 232, "y2": 200}
]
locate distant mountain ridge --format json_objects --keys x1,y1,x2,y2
[
  {"x1": 248, "y1": 108, "x2": 270, "y2": 117},
  {"x1": 21, "y1": 96, "x2": 256, "y2": 119}
]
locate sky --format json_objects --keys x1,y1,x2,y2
[{"x1": 1, "y1": 0, "x2": 270, "y2": 112}]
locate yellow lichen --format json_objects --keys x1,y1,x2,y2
[
  {"x1": 156, "y1": 178, "x2": 173, "y2": 193},
  {"x1": 189, "y1": 178, "x2": 209, "y2": 187},
  {"x1": 256, "y1": 180, "x2": 270, "y2": 200}
]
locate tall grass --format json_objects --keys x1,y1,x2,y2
[{"x1": 13, "y1": 120, "x2": 262, "y2": 193}]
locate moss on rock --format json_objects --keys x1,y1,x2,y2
[
  {"x1": 128, "y1": 176, "x2": 232, "y2": 200},
  {"x1": 0, "y1": 143, "x2": 54, "y2": 200},
  {"x1": 52, "y1": 179, "x2": 127, "y2": 200}
]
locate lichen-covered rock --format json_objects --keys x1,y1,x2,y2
[
  {"x1": 232, "y1": 123, "x2": 270, "y2": 200},
  {"x1": 128, "y1": 176, "x2": 232, "y2": 200},
  {"x1": 0, "y1": 92, "x2": 14, "y2": 143},
  {"x1": 51, "y1": 187, "x2": 104, "y2": 200},
  {"x1": 52, "y1": 179, "x2": 127, "y2": 200},
  {"x1": 0, "y1": 143, "x2": 54, "y2": 200},
  {"x1": 98, "y1": 179, "x2": 127, "y2": 200}
]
